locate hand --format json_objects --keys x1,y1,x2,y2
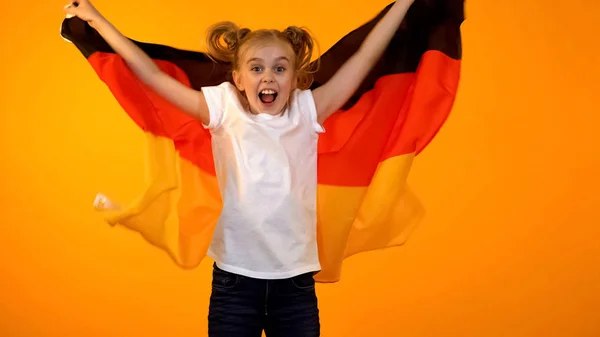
[{"x1": 63, "y1": 0, "x2": 104, "y2": 26}]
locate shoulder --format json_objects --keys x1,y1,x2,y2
[
  {"x1": 201, "y1": 81, "x2": 237, "y2": 103},
  {"x1": 290, "y1": 89, "x2": 325, "y2": 133},
  {"x1": 201, "y1": 82, "x2": 240, "y2": 129}
]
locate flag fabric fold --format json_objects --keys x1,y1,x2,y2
[{"x1": 61, "y1": 0, "x2": 464, "y2": 283}]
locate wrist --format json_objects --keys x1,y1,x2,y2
[
  {"x1": 89, "y1": 15, "x2": 109, "y2": 31},
  {"x1": 395, "y1": 0, "x2": 414, "y2": 9}
]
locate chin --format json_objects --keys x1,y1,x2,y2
[
  {"x1": 252, "y1": 100, "x2": 286, "y2": 116},
  {"x1": 260, "y1": 106, "x2": 286, "y2": 116}
]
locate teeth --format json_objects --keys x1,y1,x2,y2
[{"x1": 260, "y1": 89, "x2": 276, "y2": 94}]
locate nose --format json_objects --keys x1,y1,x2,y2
[{"x1": 262, "y1": 71, "x2": 275, "y2": 83}]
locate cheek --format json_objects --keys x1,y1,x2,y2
[
  {"x1": 281, "y1": 73, "x2": 296, "y2": 91},
  {"x1": 288, "y1": 83, "x2": 296, "y2": 92},
  {"x1": 290, "y1": 72, "x2": 299, "y2": 90},
  {"x1": 243, "y1": 76, "x2": 259, "y2": 92}
]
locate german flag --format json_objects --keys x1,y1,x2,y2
[{"x1": 60, "y1": 0, "x2": 464, "y2": 283}]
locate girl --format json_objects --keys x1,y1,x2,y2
[{"x1": 63, "y1": 0, "x2": 416, "y2": 336}]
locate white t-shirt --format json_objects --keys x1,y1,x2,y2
[{"x1": 201, "y1": 81, "x2": 324, "y2": 279}]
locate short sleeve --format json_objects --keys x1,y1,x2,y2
[
  {"x1": 201, "y1": 82, "x2": 234, "y2": 129},
  {"x1": 296, "y1": 89, "x2": 325, "y2": 133}
]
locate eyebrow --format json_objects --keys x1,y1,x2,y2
[{"x1": 246, "y1": 56, "x2": 290, "y2": 64}]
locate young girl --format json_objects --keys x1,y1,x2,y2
[{"x1": 64, "y1": 0, "x2": 416, "y2": 335}]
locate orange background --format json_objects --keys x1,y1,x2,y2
[{"x1": 1, "y1": 0, "x2": 599, "y2": 336}]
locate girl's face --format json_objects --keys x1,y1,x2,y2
[{"x1": 232, "y1": 40, "x2": 298, "y2": 116}]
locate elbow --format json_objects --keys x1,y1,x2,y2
[
  {"x1": 356, "y1": 44, "x2": 384, "y2": 68},
  {"x1": 127, "y1": 60, "x2": 163, "y2": 86},
  {"x1": 142, "y1": 70, "x2": 166, "y2": 88}
]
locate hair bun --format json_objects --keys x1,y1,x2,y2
[
  {"x1": 238, "y1": 28, "x2": 251, "y2": 41},
  {"x1": 282, "y1": 26, "x2": 318, "y2": 89},
  {"x1": 283, "y1": 26, "x2": 306, "y2": 54},
  {"x1": 205, "y1": 21, "x2": 252, "y2": 63}
]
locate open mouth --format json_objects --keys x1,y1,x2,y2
[{"x1": 259, "y1": 89, "x2": 278, "y2": 104}]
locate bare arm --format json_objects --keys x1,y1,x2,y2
[
  {"x1": 64, "y1": 0, "x2": 210, "y2": 125},
  {"x1": 312, "y1": 0, "x2": 415, "y2": 125}
]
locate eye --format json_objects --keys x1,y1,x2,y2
[
  {"x1": 251, "y1": 66, "x2": 262, "y2": 72},
  {"x1": 275, "y1": 66, "x2": 286, "y2": 72}
]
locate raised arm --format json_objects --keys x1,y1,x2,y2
[
  {"x1": 312, "y1": 0, "x2": 415, "y2": 125},
  {"x1": 64, "y1": 0, "x2": 211, "y2": 125}
]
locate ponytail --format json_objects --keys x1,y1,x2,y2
[
  {"x1": 205, "y1": 21, "x2": 251, "y2": 63},
  {"x1": 282, "y1": 26, "x2": 319, "y2": 89}
]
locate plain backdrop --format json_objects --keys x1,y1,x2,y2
[{"x1": 1, "y1": 0, "x2": 599, "y2": 336}]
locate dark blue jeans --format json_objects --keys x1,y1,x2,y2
[{"x1": 208, "y1": 263, "x2": 320, "y2": 337}]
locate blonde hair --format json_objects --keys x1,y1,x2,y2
[{"x1": 205, "y1": 21, "x2": 319, "y2": 90}]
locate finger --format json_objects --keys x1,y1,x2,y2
[
  {"x1": 63, "y1": 3, "x2": 76, "y2": 10},
  {"x1": 63, "y1": 3, "x2": 77, "y2": 18},
  {"x1": 63, "y1": 1, "x2": 79, "y2": 10}
]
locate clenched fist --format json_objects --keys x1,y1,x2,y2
[{"x1": 63, "y1": 0, "x2": 104, "y2": 26}]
